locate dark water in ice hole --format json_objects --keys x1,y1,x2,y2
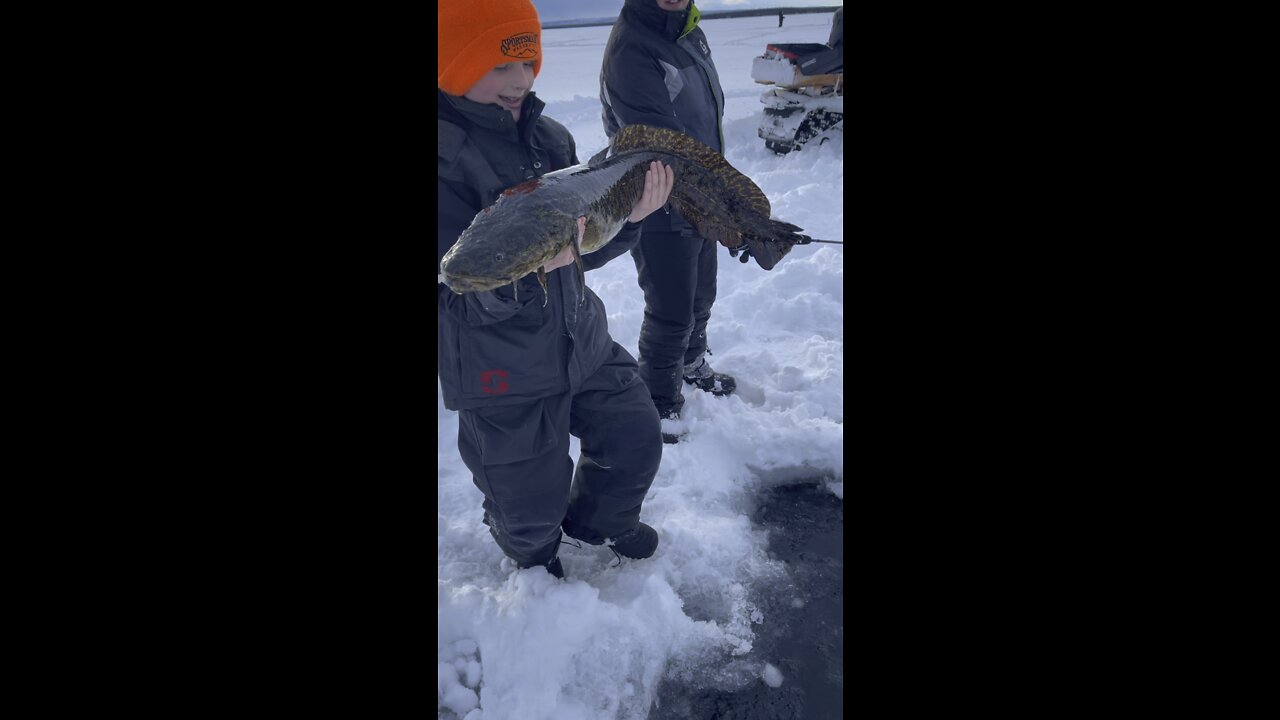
[{"x1": 650, "y1": 479, "x2": 844, "y2": 720}]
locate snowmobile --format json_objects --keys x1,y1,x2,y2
[{"x1": 751, "y1": 42, "x2": 843, "y2": 154}]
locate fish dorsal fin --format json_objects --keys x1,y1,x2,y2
[
  {"x1": 587, "y1": 146, "x2": 609, "y2": 166},
  {"x1": 609, "y1": 125, "x2": 772, "y2": 218}
]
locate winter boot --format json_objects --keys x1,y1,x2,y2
[
  {"x1": 518, "y1": 553, "x2": 564, "y2": 579},
  {"x1": 658, "y1": 407, "x2": 685, "y2": 445},
  {"x1": 607, "y1": 522, "x2": 659, "y2": 560},
  {"x1": 683, "y1": 357, "x2": 736, "y2": 397}
]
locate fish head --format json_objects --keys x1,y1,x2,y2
[{"x1": 440, "y1": 192, "x2": 579, "y2": 293}]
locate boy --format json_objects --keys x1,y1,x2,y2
[{"x1": 439, "y1": 0, "x2": 675, "y2": 579}]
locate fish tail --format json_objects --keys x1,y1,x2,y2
[{"x1": 741, "y1": 219, "x2": 813, "y2": 271}]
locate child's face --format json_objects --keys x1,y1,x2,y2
[{"x1": 465, "y1": 61, "x2": 536, "y2": 121}]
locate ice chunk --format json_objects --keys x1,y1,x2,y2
[{"x1": 762, "y1": 663, "x2": 784, "y2": 688}]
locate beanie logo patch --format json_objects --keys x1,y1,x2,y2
[{"x1": 500, "y1": 33, "x2": 538, "y2": 59}]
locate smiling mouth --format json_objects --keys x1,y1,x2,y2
[{"x1": 499, "y1": 94, "x2": 523, "y2": 107}]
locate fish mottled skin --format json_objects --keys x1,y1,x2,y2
[{"x1": 440, "y1": 125, "x2": 813, "y2": 294}]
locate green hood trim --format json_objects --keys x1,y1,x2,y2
[{"x1": 678, "y1": 4, "x2": 700, "y2": 39}]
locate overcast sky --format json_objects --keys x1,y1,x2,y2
[{"x1": 532, "y1": 0, "x2": 840, "y2": 22}]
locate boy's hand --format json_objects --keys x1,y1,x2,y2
[
  {"x1": 541, "y1": 216, "x2": 587, "y2": 272},
  {"x1": 627, "y1": 161, "x2": 674, "y2": 223}
]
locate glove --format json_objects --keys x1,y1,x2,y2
[{"x1": 728, "y1": 240, "x2": 751, "y2": 264}]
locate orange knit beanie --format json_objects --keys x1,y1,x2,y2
[{"x1": 439, "y1": 0, "x2": 543, "y2": 96}]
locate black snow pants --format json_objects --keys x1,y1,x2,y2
[
  {"x1": 630, "y1": 230, "x2": 718, "y2": 417},
  {"x1": 456, "y1": 342, "x2": 663, "y2": 568}
]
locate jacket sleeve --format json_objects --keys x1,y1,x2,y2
[
  {"x1": 603, "y1": 43, "x2": 687, "y2": 134},
  {"x1": 603, "y1": 44, "x2": 697, "y2": 234},
  {"x1": 582, "y1": 220, "x2": 642, "y2": 271},
  {"x1": 567, "y1": 133, "x2": 579, "y2": 166}
]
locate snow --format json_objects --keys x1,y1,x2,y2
[
  {"x1": 439, "y1": 12, "x2": 842, "y2": 720},
  {"x1": 751, "y1": 54, "x2": 805, "y2": 86}
]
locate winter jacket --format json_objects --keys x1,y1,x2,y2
[
  {"x1": 438, "y1": 90, "x2": 642, "y2": 411},
  {"x1": 600, "y1": 0, "x2": 725, "y2": 235}
]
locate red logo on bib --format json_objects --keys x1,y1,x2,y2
[{"x1": 480, "y1": 370, "x2": 510, "y2": 394}]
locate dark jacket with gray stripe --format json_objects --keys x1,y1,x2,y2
[
  {"x1": 438, "y1": 90, "x2": 641, "y2": 411},
  {"x1": 600, "y1": 0, "x2": 725, "y2": 235}
]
